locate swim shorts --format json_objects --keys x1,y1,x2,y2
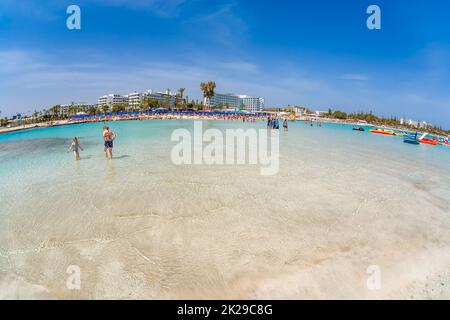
[{"x1": 104, "y1": 141, "x2": 113, "y2": 148}]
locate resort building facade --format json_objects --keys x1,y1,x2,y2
[
  {"x1": 204, "y1": 93, "x2": 265, "y2": 111},
  {"x1": 203, "y1": 93, "x2": 265, "y2": 112},
  {"x1": 147, "y1": 89, "x2": 177, "y2": 107},
  {"x1": 98, "y1": 94, "x2": 129, "y2": 108},
  {"x1": 127, "y1": 91, "x2": 145, "y2": 109},
  {"x1": 101, "y1": 89, "x2": 186, "y2": 110},
  {"x1": 238, "y1": 95, "x2": 265, "y2": 112},
  {"x1": 204, "y1": 93, "x2": 241, "y2": 108},
  {"x1": 60, "y1": 102, "x2": 96, "y2": 116}
]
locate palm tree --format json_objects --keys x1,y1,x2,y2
[
  {"x1": 87, "y1": 106, "x2": 97, "y2": 115},
  {"x1": 68, "y1": 104, "x2": 77, "y2": 116},
  {"x1": 178, "y1": 88, "x2": 185, "y2": 99},
  {"x1": 0, "y1": 117, "x2": 8, "y2": 127},
  {"x1": 200, "y1": 81, "x2": 216, "y2": 106},
  {"x1": 140, "y1": 100, "x2": 148, "y2": 112},
  {"x1": 141, "y1": 97, "x2": 151, "y2": 110},
  {"x1": 32, "y1": 110, "x2": 40, "y2": 122},
  {"x1": 164, "y1": 94, "x2": 172, "y2": 110},
  {"x1": 176, "y1": 88, "x2": 186, "y2": 110},
  {"x1": 101, "y1": 104, "x2": 109, "y2": 114},
  {"x1": 49, "y1": 105, "x2": 61, "y2": 119}
]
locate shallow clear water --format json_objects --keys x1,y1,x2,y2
[{"x1": 0, "y1": 120, "x2": 449, "y2": 299}]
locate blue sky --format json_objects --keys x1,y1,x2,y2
[{"x1": 1, "y1": 0, "x2": 449, "y2": 127}]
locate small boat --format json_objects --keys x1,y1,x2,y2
[
  {"x1": 404, "y1": 137, "x2": 420, "y2": 145},
  {"x1": 393, "y1": 132, "x2": 406, "y2": 137},
  {"x1": 353, "y1": 127, "x2": 365, "y2": 131},
  {"x1": 369, "y1": 128, "x2": 394, "y2": 135},
  {"x1": 419, "y1": 137, "x2": 439, "y2": 145}
]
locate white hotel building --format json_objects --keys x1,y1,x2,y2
[
  {"x1": 99, "y1": 89, "x2": 184, "y2": 111},
  {"x1": 204, "y1": 93, "x2": 265, "y2": 112},
  {"x1": 238, "y1": 95, "x2": 265, "y2": 113},
  {"x1": 98, "y1": 94, "x2": 129, "y2": 108},
  {"x1": 146, "y1": 89, "x2": 178, "y2": 106},
  {"x1": 204, "y1": 93, "x2": 240, "y2": 109},
  {"x1": 60, "y1": 102, "x2": 96, "y2": 116},
  {"x1": 127, "y1": 91, "x2": 149, "y2": 109}
]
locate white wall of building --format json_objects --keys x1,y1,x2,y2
[
  {"x1": 98, "y1": 94, "x2": 128, "y2": 109},
  {"x1": 60, "y1": 102, "x2": 95, "y2": 115},
  {"x1": 238, "y1": 95, "x2": 265, "y2": 112}
]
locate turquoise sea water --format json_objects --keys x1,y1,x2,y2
[
  {"x1": 1, "y1": 120, "x2": 449, "y2": 177},
  {"x1": 0, "y1": 119, "x2": 449, "y2": 299}
]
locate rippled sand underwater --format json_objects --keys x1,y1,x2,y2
[{"x1": 0, "y1": 120, "x2": 450, "y2": 299}]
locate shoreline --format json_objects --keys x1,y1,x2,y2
[
  {"x1": 0, "y1": 120, "x2": 71, "y2": 135},
  {"x1": 0, "y1": 114, "x2": 447, "y2": 139}
]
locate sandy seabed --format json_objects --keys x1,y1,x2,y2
[{"x1": 0, "y1": 120, "x2": 449, "y2": 299}]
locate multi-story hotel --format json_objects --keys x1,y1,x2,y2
[
  {"x1": 127, "y1": 91, "x2": 145, "y2": 109},
  {"x1": 204, "y1": 93, "x2": 265, "y2": 112},
  {"x1": 204, "y1": 93, "x2": 241, "y2": 108},
  {"x1": 60, "y1": 102, "x2": 96, "y2": 116},
  {"x1": 147, "y1": 89, "x2": 176, "y2": 107},
  {"x1": 238, "y1": 95, "x2": 265, "y2": 112},
  {"x1": 130, "y1": 89, "x2": 186, "y2": 108},
  {"x1": 98, "y1": 94, "x2": 129, "y2": 108}
]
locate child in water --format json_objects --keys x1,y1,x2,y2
[{"x1": 67, "y1": 137, "x2": 84, "y2": 160}]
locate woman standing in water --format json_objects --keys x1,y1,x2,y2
[
  {"x1": 103, "y1": 126, "x2": 115, "y2": 160},
  {"x1": 67, "y1": 137, "x2": 84, "y2": 160}
]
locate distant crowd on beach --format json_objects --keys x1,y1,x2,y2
[{"x1": 68, "y1": 110, "x2": 269, "y2": 124}]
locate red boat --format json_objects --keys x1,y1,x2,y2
[{"x1": 419, "y1": 138, "x2": 439, "y2": 145}]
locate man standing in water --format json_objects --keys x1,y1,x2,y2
[{"x1": 103, "y1": 126, "x2": 115, "y2": 159}]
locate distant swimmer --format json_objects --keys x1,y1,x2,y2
[
  {"x1": 67, "y1": 137, "x2": 83, "y2": 160},
  {"x1": 283, "y1": 119, "x2": 288, "y2": 131},
  {"x1": 103, "y1": 126, "x2": 116, "y2": 160}
]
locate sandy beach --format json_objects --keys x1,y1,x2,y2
[
  {"x1": 1, "y1": 119, "x2": 449, "y2": 299},
  {"x1": 0, "y1": 120, "x2": 70, "y2": 135}
]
